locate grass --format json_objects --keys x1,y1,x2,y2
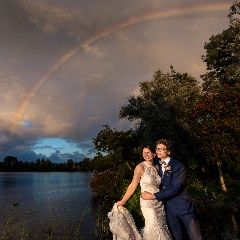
[{"x1": 0, "y1": 206, "x2": 89, "y2": 240}]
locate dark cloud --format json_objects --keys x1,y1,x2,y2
[
  {"x1": 49, "y1": 150, "x2": 86, "y2": 163},
  {"x1": 0, "y1": 0, "x2": 232, "y2": 162}
]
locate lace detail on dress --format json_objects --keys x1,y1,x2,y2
[
  {"x1": 140, "y1": 162, "x2": 172, "y2": 240},
  {"x1": 108, "y1": 204, "x2": 142, "y2": 240},
  {"x1": 140, "y1": 163, "x2": 161, "y2": 193}
]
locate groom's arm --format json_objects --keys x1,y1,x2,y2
[
  {"x1": 155, "y1": 163, "x2": 186, "y2": 201},
  {"x1": 141, "y1": 163, "x2": 186, "y2": 202}
]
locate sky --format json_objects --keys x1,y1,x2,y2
[{"x1": 0, "y1": 0, "x2": 233, "y2": 163}]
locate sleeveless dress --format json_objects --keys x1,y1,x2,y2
[
  {"x1": 108, "y1": 162, "x2": 172, "y2": 240},
  {"x1": 140, "y1": 162, "x2": 172, "y2": 240}
]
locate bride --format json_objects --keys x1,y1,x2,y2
[{"x1": 108, "y1": 145, "x2": 172, "y2": 240}]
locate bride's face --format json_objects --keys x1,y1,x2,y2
[{"x1": 142, "y1": 148, "x2": 155, "y2": 162}]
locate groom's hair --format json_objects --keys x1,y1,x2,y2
[{"x1": 156, "y1": 139, "x2": 174, "y2": 156}]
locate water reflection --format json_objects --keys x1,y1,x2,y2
[
  {"x1": 2, "y1": 175, "x2": 17, "y2": 185},
  {"x1": 0, "y1": 172, "x2": 97, "y2": 239}
]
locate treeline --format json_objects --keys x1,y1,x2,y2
[
  {"x1": 0, "y1": 156, "x2": 93, "y2": 172},
  {"x1": 0, "y1": 153, "x2": 116, "y2": 172}
]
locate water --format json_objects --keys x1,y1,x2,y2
[{"x1": 0, "y1": 172, "x2": 97, "y2": 239}]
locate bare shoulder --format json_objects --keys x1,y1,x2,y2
[
  {"x1": 135, "y1": 162, "x2": 145, "y2": 174},
  {"x1": 135, "y1": 162, "x2": 145, "y2": 170}
]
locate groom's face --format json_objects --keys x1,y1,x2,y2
[{"x1": 156, "y1": 143, "x2": 169, "y2": 160}]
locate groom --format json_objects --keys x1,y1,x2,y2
[{"x1": 141, "y1": 139, "x2": 203, "y2": 240}]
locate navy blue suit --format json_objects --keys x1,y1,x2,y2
[{"x1": 154, "y1": 158, "x2": 203, "y2": 240}]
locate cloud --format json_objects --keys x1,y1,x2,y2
[{"x1": 0, "y1": 0, "x2": 232, "y2": 162}]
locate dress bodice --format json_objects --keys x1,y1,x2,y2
[{"x1": 140, "y1": 162, "x2": 161, "y2": 194}]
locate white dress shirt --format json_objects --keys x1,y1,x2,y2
[{"x1": 161, "y1": 157, "x2": 170, "y2": 174}]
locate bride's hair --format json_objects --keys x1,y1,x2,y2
[{"x1": 143, "y1": 145, "x2": 156, "y2": 154}]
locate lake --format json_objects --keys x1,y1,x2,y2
[{"x1": 0, "y1": 172, "x2": 98, "y2": 239}]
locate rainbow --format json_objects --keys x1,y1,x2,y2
[{"x1": 12, "y1": 2, "x2": 231, "y2": 133}]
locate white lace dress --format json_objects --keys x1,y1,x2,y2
[
  {"x1": 140, "y1": 162, "x2": 172, "y2": 240},
  {"x1": 108, "y1": 162, "x2": 172, "y2": 240}
]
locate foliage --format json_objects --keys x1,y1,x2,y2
[
  {"x1": 193, "y1": 83, "x2": 240, "y2": 173},
  {"x1": 119, "y1": 67, "x2": 201, "y2": 167},
  {"x1": 78, "y1": 157, "x2": 93, "y2": 171},
  {"x1": 93, "y1": 124, "x2": 140, "y2": 166},
  {"x1": 89, "y1": 163, "x2": 133, "y2": 200},
  {"x1": 193, "y1": 1, "x2": 240, "y2": 176},
  {"x1": 1, "y1": 206, "x2": 34, "y2": 239},
  {"x1": 90, "y1": 163, "x2": 144, "y2": 239},
  {"x1": 201, "y1": 0, "x2": 240, "y2": 87},
  {"x1": 93, "y1": 198, "x2": 113, "y2": 240},
  {"x1": 124, "y1": 185, "x2": 144, "y2": 229},
  {"x1": 188, "y1": 174, "x2": 240, "y2": 239},
  {"x1": 90, "y1": 153, "x2": 115, "y2": 172},
  {"x1": 3, "y1": 156, "x2": 19, "y2": 171},
  {"x1": 0, "y1": 205, "x2": 88, "y2": 239},
  {"x1": 90, "y1": 167, "x2": 144, "y2": 237}
]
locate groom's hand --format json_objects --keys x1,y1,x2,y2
[{"x1": 141, "y1": 191, "x2": 156, "y2": 200}]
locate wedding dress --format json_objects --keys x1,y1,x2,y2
[
  {"x1": 108, "y1": 204, "x2": 142, "y2": 240},
  {"x1": 108, "y1": 162, "x2": 172, "y2": 240}
]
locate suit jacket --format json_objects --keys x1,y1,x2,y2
[{"x1": 154, "y1": 158, "x2": 195, "y2": 216}]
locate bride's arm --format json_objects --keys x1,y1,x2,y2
[{"x1": 116, "y1": 164, "x2": 143, "y2": 206}]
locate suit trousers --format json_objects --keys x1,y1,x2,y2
[{"x1": 166, "y1": 207, "x2": 203, "y2": 240}]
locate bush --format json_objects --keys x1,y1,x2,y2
[
  {"x1": 188, "y1": 175, "x2": 240, "y2": 239},
  {"x1": 90, "y1": 163, "x2": 133, "y2": 200}
]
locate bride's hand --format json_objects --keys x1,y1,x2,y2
[{"x1": 116, "y1": 200, "x2": 125, "y2": 206}]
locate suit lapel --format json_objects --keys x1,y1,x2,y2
[
  {"x1": 158, "y1": 162, "x2": 162, "y2": 177},
  {"x1": 162, "y1": 170, "x2": 166, "y2": 181}
]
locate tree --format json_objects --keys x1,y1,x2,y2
[
  {"x1": 79, "y1": 157, "x2": 92, "y2": 171},
  {"x1": 193, "y1": 85, "x2": 240, "y2": 173},
  {"x1": 93, "y1": 124, "x2": 140, "y2": 168},
  {"x1": 195, "y1": 1, "x2": 240, "y2": 188},
  {"x1": 3, "y1": 156, "x2": 19, "y2": 171},
  {"x1": 119, "y1": 67, "x2": 201, "y2": 166},
  {"x1": 194, "y1": 2, "x2": 240, "y2": 234},
  {"x1": 67, "y1": 159, "x2": 74, "y2": 170},
  {"x1": 91, "y1": 153, "x2": 115, "y2": 172},
  {"x1": 201, "y1": 1, "x2": 240, "y2": 87}
]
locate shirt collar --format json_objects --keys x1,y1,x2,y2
[{"x1": 160, "y1": 157, "x2": 171, "y2": 165}]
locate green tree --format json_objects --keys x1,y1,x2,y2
[
  {"x1": 194, "y1": 2, "x2": 240, "y2": 235},
  {"x1": 67, "y1": 159, "x2": 74, "y2": 170},
  {"x1": 119, "y1": 67, "x2": 201, "y2": 166},
  {"x1": 3, "y1": 156, "x2": 19, "y2": 171},
  {"x1": 79, "y1": 157, "x2": 92, "y2": 171},
  {"x1": 93, "y1": 124, "x2": 140, "y2": 169},
  {"x1": 91, "y1": 153, "x2": 114, "y2": 172},
  {"x1": 195, "y1": 1, "x2": 240, "y2": 190},
  {"x1": 193, "y1": 85, "x2": 240, "y2": 176},
  {"x1": 201, "y1": 0, "x2": 240, "y2": 87}
]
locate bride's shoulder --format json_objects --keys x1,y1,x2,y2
[
  {"x1": 136, "y1": 162, "x2": 145, "y2": 169},
  {"x1": 135, "y1": 162, "x2": 146, "y2": 173}
]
